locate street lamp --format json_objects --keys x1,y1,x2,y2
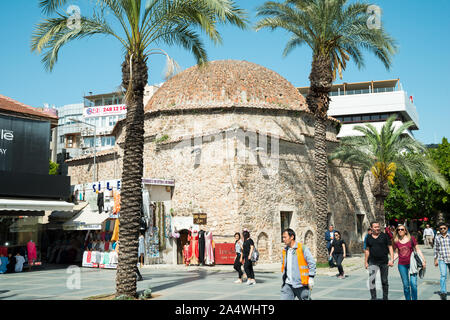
[{"x1": 70, "y1": 118, "x2": 97, "y2": 182}]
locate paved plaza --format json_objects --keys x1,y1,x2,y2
[{"x1": 0, "y1": 246, "x2": 447, "y2": 300}]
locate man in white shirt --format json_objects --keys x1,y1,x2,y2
[
  {"x1": 14, "y1": 253, "x2": 25, "y2": 272},
  {"x1": 423, "y1": 224, "x2": 435, "y2": 248}
]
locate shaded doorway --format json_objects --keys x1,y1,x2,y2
[{"x1": 176, "y1": 229, "x2": 189, "y2": 264}]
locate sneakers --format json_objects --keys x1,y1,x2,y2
[
  {"x1": 338, "y1": 275, "x2": 345, "y2": 279},
  {"x1": 234, "y1": 279, "x2": 242, "y2": 284},
  {"x1": 247, "y1": 279, "x2": 256, "y2": 285}
]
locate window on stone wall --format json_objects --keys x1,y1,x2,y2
[{"x1": 280, "y1": 211, "x2": 293, "y2": 242}]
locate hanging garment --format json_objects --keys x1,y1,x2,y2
[
  {"x1": 104, "y1": 242, "x2": 110, "y2": 252},
  {"x1": 113, "y1": 192, "x2": 121, "y2": 214},
  {"x1": 14, "y1": 256, "x2": 25, "y2": 272},
  {"x1": 27, "y1": 241, "x2": 37, "y2": 262},
  {"x1": 101, "y1": 232, "x2": 106, "y2": 241},
  {"x1": 138, "y1": 235, "x2": 145, "y2": 257},
  {"x1": 105, "y1": 220, "x2": 111, "y2": 232},
  {"x1": 189, "y1": 230, "x2": 199, "y2": 265},
  {"x1": 102, "y1": 252, "x2": 110, "y2": 265},
  {"x1": 205, "y1": 231, "x2": 214, "y2": 265},
  {"x1": 0, "y1": 257, "x2": 8, "y2": 273},
  {"x1": 109, "y1": 251, "x2": 118, "y2": 264},
  {"x1": 86, "y1": 251, "x2": 92, "y2": 263},
  {"x1": 183, "y1": 244, "x2": 190, "y2": 266},
  {"x1": 111, "y1": 219, "x2": 120, "y2": 242},
  {"x1": 97, "y1": 192, "x2": 104, "y2": 213},
  {"x1": 82, "y1": 251, "x2": 89, "y2": 265},
  {"x1": 142, "y1": 189, "x2": 150, "y2": 218},
  {"x1": 99, "y1": 252, "x2": 105, "y2": 265},
  {"x1": 198, "y1": 230, "x2": 205, "y2": 264}
]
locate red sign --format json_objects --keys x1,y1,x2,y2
[{"x1": 215, "y1": 243, "x2": 236, "y2": 265}]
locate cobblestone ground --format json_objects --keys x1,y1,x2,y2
[{"x1": 0, "y1": 245, "x2": 447, "y2": 300}]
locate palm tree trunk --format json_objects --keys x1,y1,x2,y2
[
  {"x1": 372, "y1": 181, "x2": 389, "y2": 227},
  {"x1": 115, "y1": 55, "x2": 148, "y2": 298},
  {"x1": 306, "y1": 53, "x2": 333, "y2": 263},
  {"x1": 374, "y1": 194, "x2": 386, "y2": 227}
]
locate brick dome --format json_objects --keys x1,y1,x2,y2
[{"x1": 144, "y1": 60, "x2": 307, "y2": 113}]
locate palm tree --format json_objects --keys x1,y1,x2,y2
[
  {"x1": 329, "y1": 115, "x2": 448, "y2": 226},
  {"x1": 32, "y1": 0, "x2": 247, "y2": 298},
  {"x1": 255, "y1": 0, "x2": 397, "y2": 262}
]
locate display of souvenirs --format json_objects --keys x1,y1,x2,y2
[{"x1": 145, "y1": 226, "x2": 160, "y2": 258}]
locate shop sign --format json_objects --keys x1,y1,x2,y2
[
  {"x1": 0, "y1": 115, "x2": 51, "y2": 175},
  {"x1": 63, "y1": 223, "x2": 102, "y2": 231},
  {"x1": 193, "y1": 213, "x2": 207, "y2": 225},
  {"x1": 142, "y1": 178, "x2": 175, "y2": 186},
  {"x1": 83, "y1": 105, "x2": 127, "y2": 118},
  {"x1": 215, "y1": 243, "x2": 236, "y2": 265}
]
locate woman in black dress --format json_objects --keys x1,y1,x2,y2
[
  {"x1": 240, "y1": 231, "x2": 256, "y2": 285},
  {"x1": 329, "y1": 231, "x2": 346, "y2": 279}
]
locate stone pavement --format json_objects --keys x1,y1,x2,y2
[{"x1": 0, "y1": 245, "x2": 447, "y2": 300}]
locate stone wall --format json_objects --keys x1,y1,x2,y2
[{"x1": 67, "y1": 109, "x2": 375, "y2": 263}]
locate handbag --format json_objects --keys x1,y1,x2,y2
[{"x1": 411, "y1": 239, "x2": 423, "y2": 269}]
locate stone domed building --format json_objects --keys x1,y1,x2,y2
[{"x1": 69, "y1": 60, "x2": 376, "y2": 264}]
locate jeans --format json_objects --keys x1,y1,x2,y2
[
  {"x1": 368, "y1": 263, "x2": 389, "y2": 300},
  {"x1": 438, "y1": 260, "x2": 450, "y2": 294},
  {"x1": 333, "y1": 253, "x2": 344, "y2": 276},
  {"x1": 234, "y1": 253, "x2": 243, "y2": 279},
  {"x1": 398, "y1": 264, "x2": 417, "y2": 300},
  {"x1": 280, "y1": 284, "x2": 310, "y2": 300},
  {"x1": 244, "y1": 258, "x2": 254, "y2": 279}
]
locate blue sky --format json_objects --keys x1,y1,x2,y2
[{"x1": 0, "y1": 0, "x2": 449, "y2": 144}]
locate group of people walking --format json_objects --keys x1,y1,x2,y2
[
  {"x1": 233, "y1": 230, "x2": 256, "y2": 285},
  {"x1": 231, "y1": 221, "x2": 450, "y2": 300},
  {"x1": 331, "y1": 220, "x2": 449, "y2": 300}
]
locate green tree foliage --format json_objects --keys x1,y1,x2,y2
[
  {"x1": 385, "y1": 138, "x2": 450, "y2": 222},
  {"x1": 49, "y1": 160, "x2": 59, "y2": 175}
]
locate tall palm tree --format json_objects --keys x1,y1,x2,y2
[
  {"x1": 255, "y1": 0, "x2": 397, "y2": 262},
  {"x1": 329, "y1": 115, "x2": 448, "y2": 226},
  {"x1": 32, "y1": 0, "x2": 247, "y2": 298}
]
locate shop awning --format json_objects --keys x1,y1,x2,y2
[
  {"x1": 63, "y1": 205, "x2": 109, "y2": 230},
  {"x1": 0, "y1": 198, "x2": 74, "y2": 212}
]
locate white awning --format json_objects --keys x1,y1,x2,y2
[
  {"x1": 0, "y1": 198, "x2": 74, "y2": 212},
  {"x1": 63, "y1": 205, "x2": 109, "y2": 230}
]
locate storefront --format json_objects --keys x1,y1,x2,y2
[{"x1": 0, "y1": 100, "x2": 73, "y2": 272}]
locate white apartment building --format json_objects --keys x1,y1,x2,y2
[{"x1": 298, "y1": 79, "x2": 419, "y2": 139}]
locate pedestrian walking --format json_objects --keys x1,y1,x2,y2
[
  {"x1": 392, "y1": 224, "x2": 426, "y2": 300},
  {"x1": 281, "y1": 228, "x2": 316, "y2": 300},
  {"x1": 423, "y1": 224, "x2": 435, "y2": 249},
  {"x1": 241, "y1": 230, "x2": 256, "y2": 285},
  {"x1": 434, "y1": 222, "x2": 450, "y2": 300},
  {"x1": 325, "y1": 225, "x2": 335, "y2": 254},
  {"x1": 329, "y1": 231, "x2": 346, "y2": 279},
  {"x1": 365, "y1": 221, "x2": 394, "y2": 300},
  {"x1": 233, "y1": 232, "x2": 244, "y2": 283},
  {"x1": 363, "y1": 228, "x2": 372, "y2": 251}
]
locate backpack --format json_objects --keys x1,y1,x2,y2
[{"x1": 251, "y1": 247, "x2": 259, "y2": 262}]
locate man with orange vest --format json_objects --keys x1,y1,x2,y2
[{"x1": 281, "y1": 228, "x2": 316, "y2": 300}]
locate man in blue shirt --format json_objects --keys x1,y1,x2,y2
[{"x1": 325, "y1": 225, "x2": 335, "y2": 254}]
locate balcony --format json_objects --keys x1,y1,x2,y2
[{"x1": 329, "y1": 90, "x2": 419, "y2": 130}]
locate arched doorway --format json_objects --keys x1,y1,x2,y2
[
  {"x1": 257, "y1": 232, "x2": 269, "y2": 262},
  {"x1": 176, "y1": 229, "x2": 189, "y2": 264}
]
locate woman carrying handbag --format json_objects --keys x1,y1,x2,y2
[{"x1": 392, "y1": 224, "x2": 426, "y2": 300}]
